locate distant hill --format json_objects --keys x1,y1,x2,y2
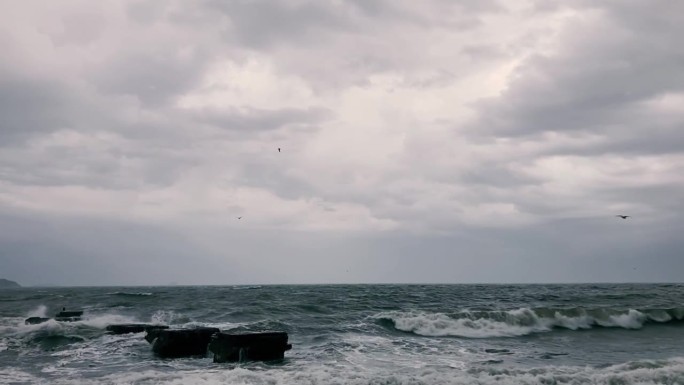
[{"x1": 0, "y1": 278, "x2": 21, "y2": 288}]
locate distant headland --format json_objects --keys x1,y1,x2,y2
[{"x1": 0, "y1": 278, "x2": 21, "y2": 288}]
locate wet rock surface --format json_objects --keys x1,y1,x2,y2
[
  {"x1": 208, "y1": 332, "x2": 291, "y2": 363},
  {"x1": 106, "y1": 324, "x2": 169, "y2": 335},
  {"x1": 150, "y1": 327, "x2": 220, "y2": 358},
  {"x1": 54, "y1": 310, "x2": 83, "y2": 322},
  {"x1": 25, "y1": 317, "x2": 51, "y2": 325}
]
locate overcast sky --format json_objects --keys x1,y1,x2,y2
[{"x1": 1, "y1": 0, "x2": 683, "y2": 286}]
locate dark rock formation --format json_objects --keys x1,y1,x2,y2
[
  {"x1": 54, "y1": 310, "x2": 83, "y2": 322},
  {"x1": 208, "y1": 332, "x2": 292, "y2": 363},
  {"x1": 25, "y1": 317, "x2": 51, "y2": 325},
  {"x1": 0, "y1": 278, "x2": 21, "y2": 288},
  {"x1": 145, "y1": 327, "x2": 164, "y2": 344},
  {"x1": 25, "y1": 310, "x2": 83, "y2": 324},
  {"x1": 485, "y1": 348, "x2": 512, "y2": 354},
  {"x1": 151, "y1": 327, "x2": 220, "y2": 358},
  {"x1": 106, "y1": 324, "x2": 169, "y2": 335}
]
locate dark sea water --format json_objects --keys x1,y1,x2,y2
[{"x1": 2, "y1": 284, "x2": 684, "y2": 384}]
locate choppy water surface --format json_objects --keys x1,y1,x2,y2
[{"x1": 2, "y1": 284, "x2": 684, "y2": 384}]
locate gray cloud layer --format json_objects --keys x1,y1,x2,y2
[{"x1": 1, "y1": 0, "x2": 682, "y2": 285}]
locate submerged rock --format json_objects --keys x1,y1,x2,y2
[
  {"x1": 106, "y1": 324, "x2": 169, "y2": 335},
  {"x1": 151, "y1": 327, "x2": 220, "y2": 358},
  {"x1": 485, "y1": 348, "x2": 512, "y2": 354},
  {"x1": 25, "y1": 317, "x2": 51, "y2": 325},
  {"x1": 25, "y1": 309, "x2": 85, "y2": 324},
  {"x1": 34, "y1": 334, "x2": 86, "y2": 350},
  {"x1": 208, "y1": 332, "x2": 292, "y2": 363}
]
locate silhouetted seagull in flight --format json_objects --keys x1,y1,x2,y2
[{"x1": 616, "y1": 215, "x2": 631, "y2": 219}]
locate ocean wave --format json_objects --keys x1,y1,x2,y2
[
  {"x1": 72, "y1": 313, "x2": 139, "y2": 329},
  {"x1": 110, "y1": 291, "x2": 154, "y2": 297},
  {"x1": 375, "y1": 307, "x2": 684, "y2": 338},
  {"x1": 0, "y1": 312, "x2": 139, "y2": 340},
  {"x1": 0, "y1": 369, "x2": 40, "y2": 384},
  {"x1": 0, "y1": 311, "x2": 149, "y2": 355},
  {"x1": 0, "y1": 317, "x2": 62, "y2": 336},
  {"x1": 17, "y1": 357, "x2": 684, "y2": 385},
  {"x1": 232, "y1": 285, "x2": 263, "y2": 290},
  {"x1": 151, "y1": 310, "x2": 188, "y2": 325},
  {"x1": 29, "y1": 333, "x2": 86, "y2": 350}
]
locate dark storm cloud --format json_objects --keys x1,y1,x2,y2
[
  {"x1": 192, "y1": 0, "x2": 508, "y2": 92},
  {"x1": 125, "y1": 0, "x2": 166, "y2": 24},
  {"x1": 459, "y1": 164, "x2": 541, "y2": 189},
  {"x1": 206, "y1": 0, "x2": 502, "y2": 49},
  {"x1": 231, "y1": 159, "x2": 316, "y2": 201},
  {"x1": 477, "y1": 1, "x2": 684, "y2": 143},
  {"x1": 544, "y1": 124, "x2": 684, "y2": 158},
  {"x1": 0, "y1": 141, "x2": 198, "y2": 190},
  {"x1": 0, "y1": 78, "x2": 74, "y2": 144},
  {"x1": 90, "y1": 48, "x2": 212, "y2": 107},
  {"x1": 207, "y1": 0, "x2": 348, "y2": 49},
  {"x1": 0, "y1": 209, "x2": 251, "y2": 286},
  {"x1": 1, "y1": 0, "x2": 683, "y2": 285},
  {"x1": 49, "y1": 11, "x2": 107, "y2": 46},
  {"x1": 192, "y1": 106, "x2": 331, "y2": 133}
]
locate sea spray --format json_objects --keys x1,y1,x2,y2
[
  {"x1": 27, "y1": 305, "x2": 48, "y2": 318},
  {"x1": 4, "y1": 358, "x2": 684, "y2": 385},
  {"x1": 110, "y1": 292, "x2": 154, "y2": 297}
]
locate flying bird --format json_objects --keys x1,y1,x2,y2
[
  {"x1": 278, "y1": 148, "x2": 281, "y2": 152},
  {"x1": 615, "y1": 215, "x2": 631, "y2": 219},
  {"x1": 237, "y1": 217, "x2": 242, "y2": 220}
]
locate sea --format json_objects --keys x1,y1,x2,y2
[{"x1": 2, "y1": 284, "x2": 684, "y2": 384}]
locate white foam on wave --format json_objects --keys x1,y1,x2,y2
[
  {"x1": 44, "y1": 333, "x2": 150, "y2": 376},
  {"x1": 376, "y1": 307, "x2": 681, "y2": 338},
  {"x1": 0, "y1": 317, "x2": 64, "y2": 337},
  {"x1": 339, "y1": 333, "x2": 472, "y2": 371},
  {"x1": 1, "y1": 311, "x2": 139, "y2": 338},
  {"x1": 183, "y1": 320, "x2": 249, "y2": 330},
  {"x1": 599, "y1": 309, "x2": 646, "y2": 329},
  {"x1": 646, "y1": 309, "x2": 673, "y2": 323},
  {"x1": 377, "y1": 309, "x2": 550, "y2": 338},
  {"x1": 0, "y1": 368, "x2": 42, "y2": 384},
  {"x1": 34, "y1": 357, "x2": 684, "y2": 385},
  {"x1": 551, "y1": 312, "x2": 593, "y2": 330},
  {"x1": 110, "y1": 291, "x2": 154, "y2": 296},
  {"x1": 151, "y1": 310, "x2": 183, "y2": 325},
  {"x1": 75, "y1": 313, "x2": 139, "y2": 329},
  {"x1": 232, "y1": 285, "x2": 262, "y2": 290}
]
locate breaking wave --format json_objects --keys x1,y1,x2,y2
[
  {"x1": 232, "y1": 285, "x2": 262, "y2": 290},
  {"x1": 375, "y1": 307, "x2": 684, "y2": 338},
  {"x1": 5, "y1": 358, "x2": 684, "y2": 385},
  {"x1": 110, "y1": 292, "x2": 153, "y2": 297}
]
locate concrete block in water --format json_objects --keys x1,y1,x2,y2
[
  {"x1": 151, "y1": 327, "x2": 220, "y2": 358},
  {"x1": 145, "y1": 327, "x2": 164, "y2": 344},
  {"x1": 26, "y1": 310, "x2": 84, "y2": 324},
  {"x1": 25, "y1": 317, "x2": 51, "y2": 325},
  {"x1": 54, "y1": 310, "x2": 83, "y2": 322},
  {"x1": 106, "y1": 324, "x2": 169, "y2": 335},
  {"x1": 208, "y1": 332, "x2": 292, "y2": 363}
]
